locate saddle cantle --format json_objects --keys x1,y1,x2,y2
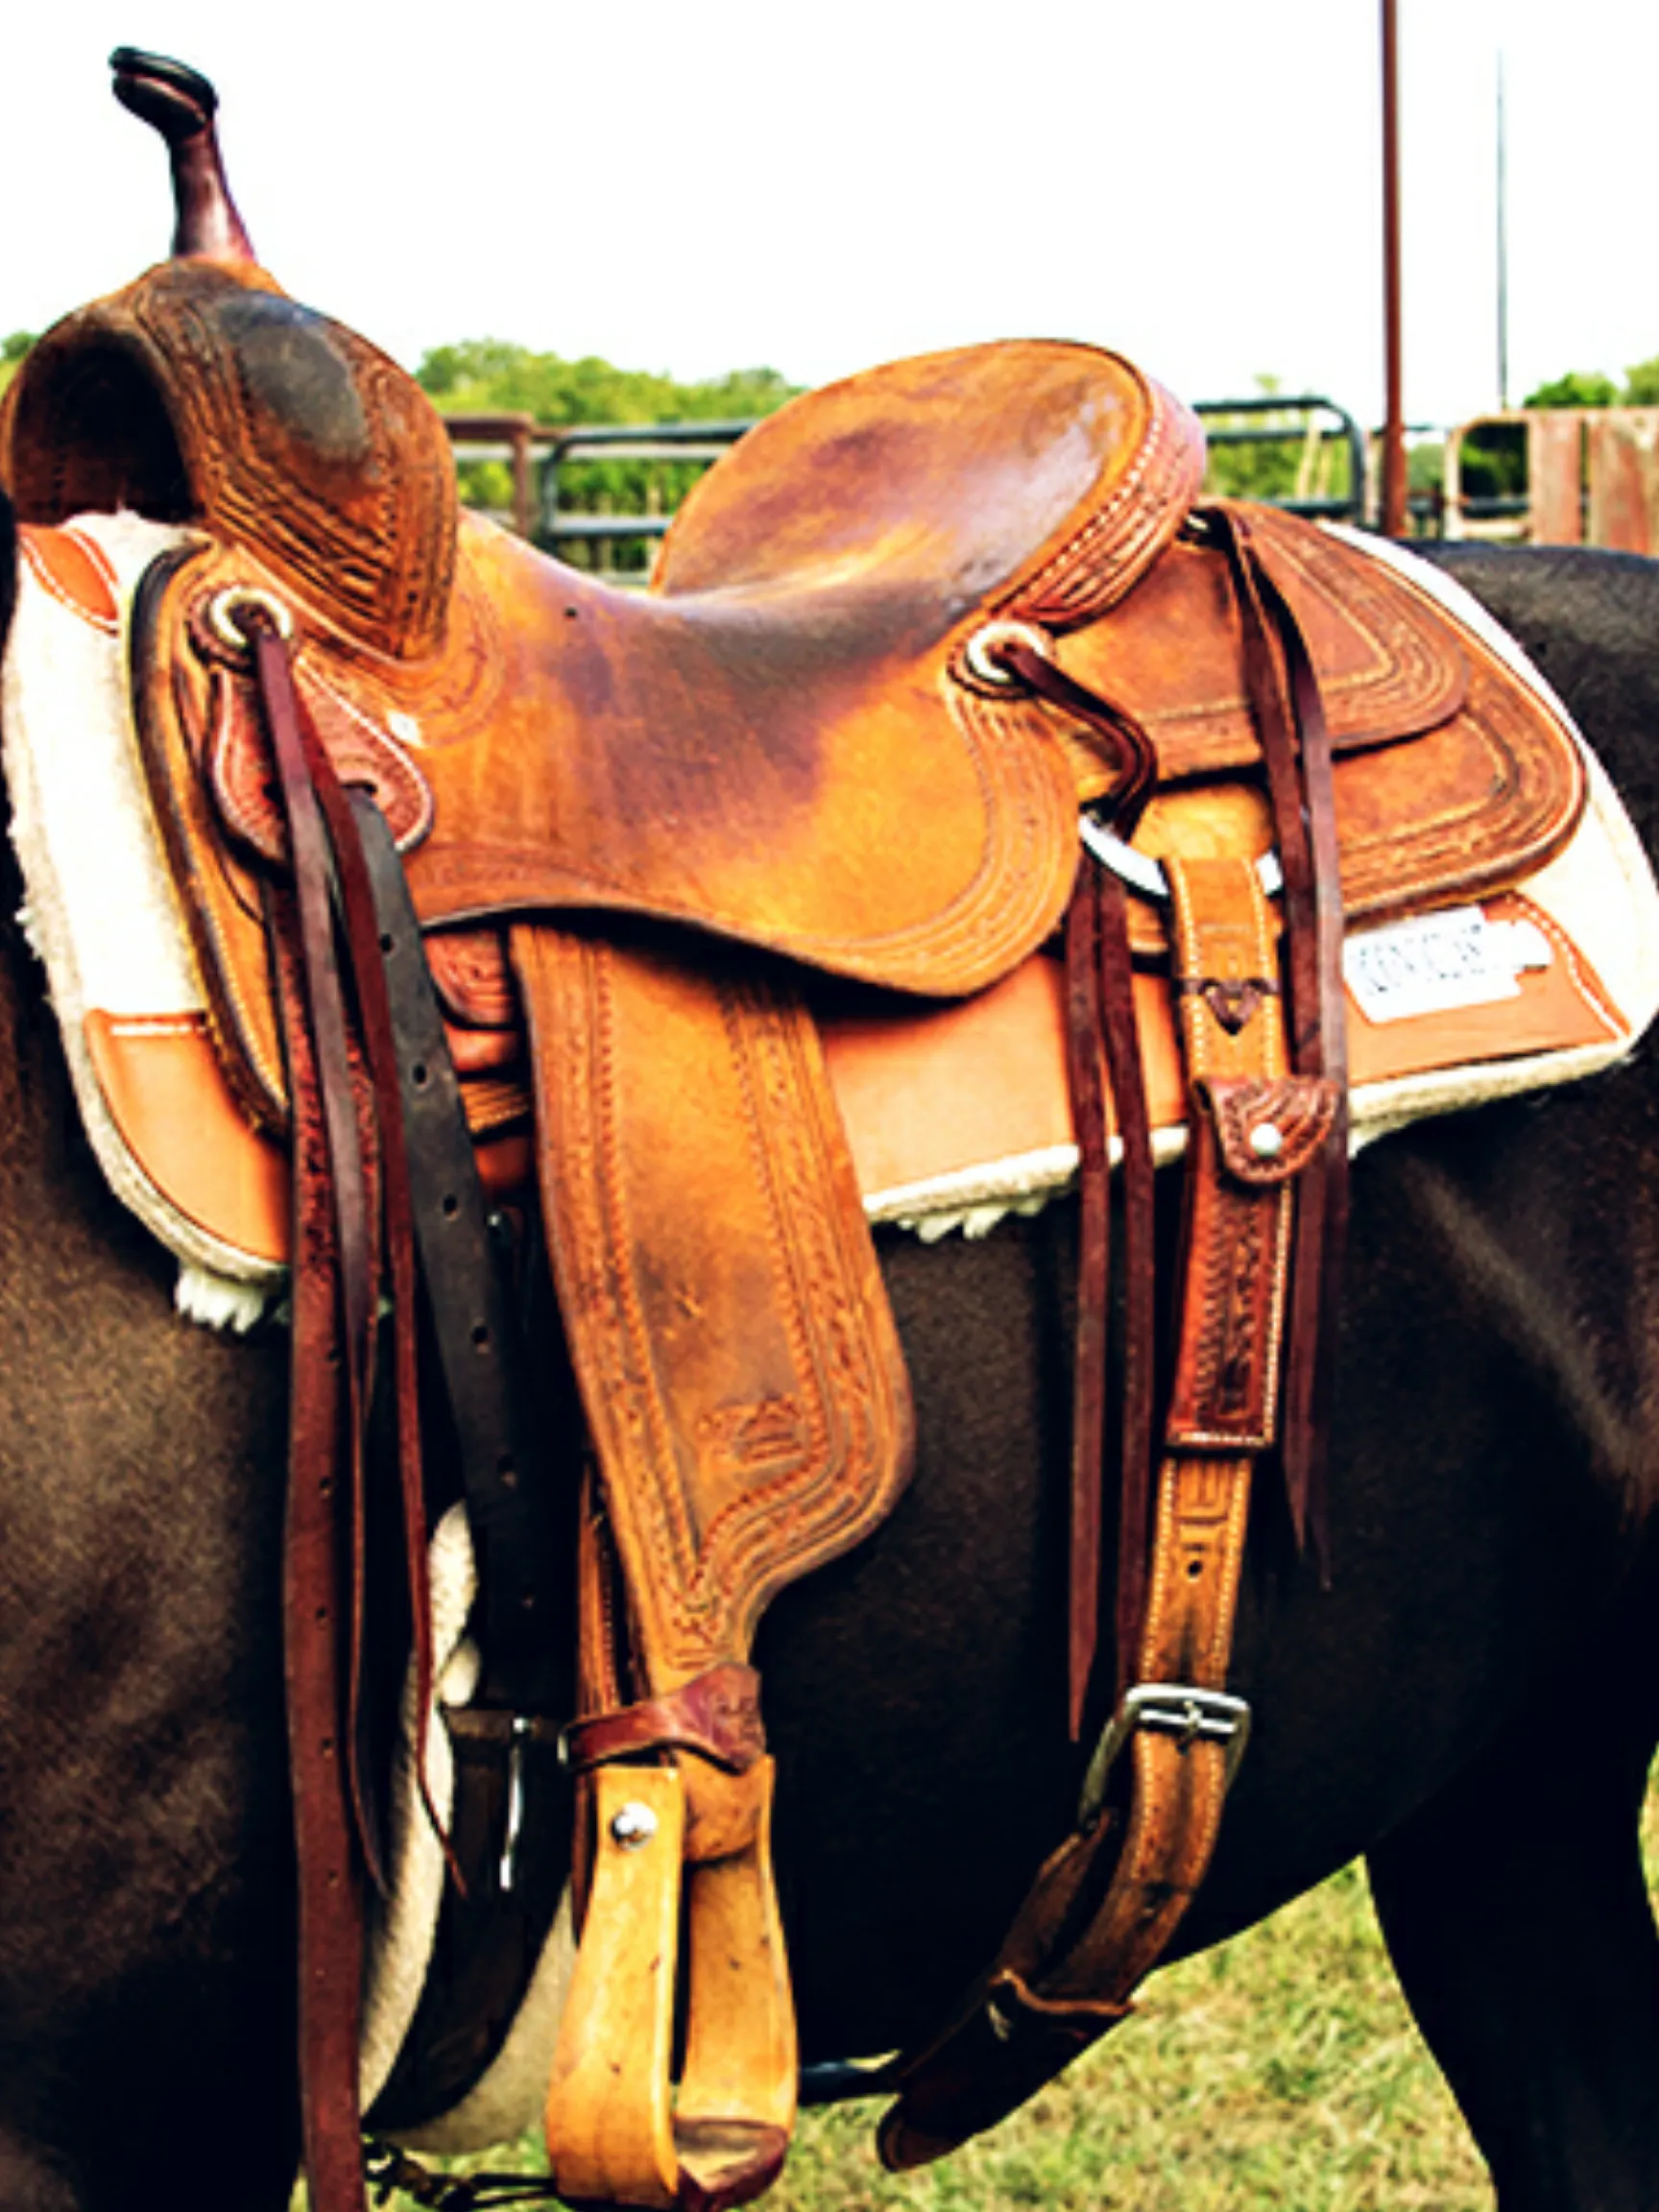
[{"x1": 0, "y1": 46, "x2": 1630, "y2": 2212}]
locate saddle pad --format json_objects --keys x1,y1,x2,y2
[
  {"x1": 0, "y1": 511, "x2": 281, "y2": 1318},
  {"x1": 0, "y1": 515, "x2": 517, "y2": 1318}
]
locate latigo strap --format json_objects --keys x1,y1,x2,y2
[{"x1": 882, "y1": 854, "x2": 1337, "y2": 2165}]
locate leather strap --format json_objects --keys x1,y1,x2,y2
[
  {"x1": 251, "y1": 620, "x2": 383, "y2": 2212},
  {"x1": 1095, "y1": 863, "x2": 1157, "y2": 1706},
  {"x1": 1063, "y1": 865, "x2": 1111, "y2": 1739},
  {"x1": 269, "y1": 899, "x2": 369, "y2": 2212},
  {"x1": 986, "y1": 635, "x2": 1157, "y2": 823},
  {"x1": 880, "y1": 856, "x2": 1331, "y2": 2172},
  {"x1": 564, "y1": 1665, "x2": 767, "y2": 1776},
  {"x1": 252, "y1": 626, "x2": 386, "y2": 1871},
  {"x1": 1204, "y1": 507, "x2": 1348, "y2": 1558},
  {"x1": 352, "y1": 798, "x2": 565, "y2": 1716},
  {"x1": 1064, "y1": 851, "x2": 1159, "y2": 1733}
]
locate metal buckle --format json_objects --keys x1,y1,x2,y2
[{"x1": 1079, "y1": 1682, "x2": 1252, "y2": 1822}]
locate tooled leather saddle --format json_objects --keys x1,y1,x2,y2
[{"x1": 0, "y1": 48, "x2": 1591, "y2": 2212}]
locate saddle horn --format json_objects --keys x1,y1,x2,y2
[{"x1": 109, "y1": 48, "x2": 256, "y2": 264}]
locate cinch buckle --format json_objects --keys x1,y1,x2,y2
[{"x1": 1079, "y1": 1683, "x2": 1252, "y2": 1822}]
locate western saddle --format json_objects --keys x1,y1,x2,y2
[{"x1": 0, "y1": 50, "x2": 1590, "y2": 2212}]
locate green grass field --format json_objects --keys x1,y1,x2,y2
[{"x1": 339, "y1": 1780, "x2": 1659, "y2": 2209}]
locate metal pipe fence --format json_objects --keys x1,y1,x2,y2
[{"x1": 444, "y1": 392, "x2": 1381, "y2": 574}]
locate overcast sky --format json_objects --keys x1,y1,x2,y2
[{"x1": 3, "y1": 3, "x2": 1650, "y2": 430}]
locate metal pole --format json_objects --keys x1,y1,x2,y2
[
  {"x1": 1381, "y1": 0, "x2": 1407, "y2": 535},
  {"x1": 1496, "y1": 51, "x2": 1509, "y2": 408}
]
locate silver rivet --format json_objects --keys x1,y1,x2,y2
[
  {"x1": 1248, "y1": 1122, "x2": 1285, "y2": 1160},
  {"x1": 611, "y1": 1801, "x2": 659, "y2": 1851}
]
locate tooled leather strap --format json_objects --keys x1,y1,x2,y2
[{"x1": 880, "y1": 857, "x2": 1338, "y2": 2171}]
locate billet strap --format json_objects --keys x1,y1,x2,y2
[
  {"x1": 253, "y1": 621, "x2": 384, "y2": 2212},
  {"x1": 351, "y1": 797, "x2": 565, "y2": 1717},
  {"x1": 252, "y1": 624, "x2": 440, "y2": 1882},
  {"x1": 1097, "y1": 865, "x2": 1158, "y2": 1707},
  {"x1": 1062, "y1": 866, "x2": 1111, "y2": 1740},
  {"x1": 881, "y1": 857, "x2": 1335, "y2": 2170}
]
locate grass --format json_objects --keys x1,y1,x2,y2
[{"x1": 334, "y1": 1779, "x2": 1659, "y2": 2209}]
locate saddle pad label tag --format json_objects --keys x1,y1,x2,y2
[{"x1": 1344, "y1": 905, "x2": 1553, "y2": 1025}]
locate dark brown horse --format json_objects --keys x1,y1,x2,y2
[{"x1": 1, "y1": 517, "x2": 1658, "y2": 2212}]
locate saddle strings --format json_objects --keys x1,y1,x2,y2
[
  {"x1": 995, "y1": 530, "x2": 1346, "y2": 1734},
  {"x1": 1206, "y1": 506, "x2": 1347, "y2": 1565},
  {"x1": 991, "y1": 630, "x2": 1161, "y2": 1738},
  {"x1": 252, "y1": 620, "x2": 442, "y2": 1864}
]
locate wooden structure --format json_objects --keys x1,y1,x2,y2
[{"x1": 1444, "y1": 408, "x2": 1659, "y2": 552}]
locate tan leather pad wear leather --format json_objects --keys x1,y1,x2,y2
[{"x1": 824, "y1": 891, "x2": 1623, "y2": 1215}]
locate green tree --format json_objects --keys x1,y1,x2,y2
[
  {"x1": 417, "y1": 340, "x2": 800, "y2": 566},
  {"x1": 1622, "y1": 353, "x2": 1659, "y2": 405},
  {"x1": 1524, "y1": 369, "x2": 1618, "y2": 408},
  {"x1": 0, "y1": 331, "x2": 34, "y2": 402}
]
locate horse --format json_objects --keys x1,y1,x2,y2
[{"x1": 2, "y1": 487, "x2": 1659, "y2": 2212}]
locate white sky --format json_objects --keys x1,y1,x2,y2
[{"x1": 3, "y1": 3, "x2": 1652, "y2": 430}]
